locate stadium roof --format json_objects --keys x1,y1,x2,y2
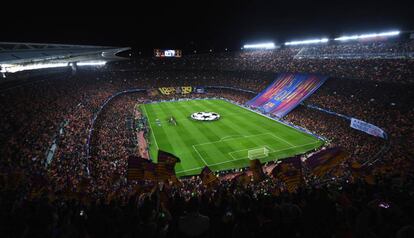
[{"x1": 0, "y1": 42, "x2": 130, "y2": 65}]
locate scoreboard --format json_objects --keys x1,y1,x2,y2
[{"x1": 154, "y1": 49, "x2": 182, "y2": 58}]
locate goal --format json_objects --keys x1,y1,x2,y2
[{"x1": 248, "y1": 147, "x2": 270, "y2": 160}]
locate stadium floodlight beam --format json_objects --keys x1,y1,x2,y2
[
  {"x1": 334, "y1": 31, "x2": 400, "y2": 41},
  {"x1": 0, "y1": 62, "x2": 69, "y2": 73},
  {"x1": 243, "y1": 42, "x2": 276, "y2": 49},
  {"x1": 76, "y1": 61, "x2": 107, "y2": 66},
  {"x1": 284, "y1": 38, "x2": 329, "y2": 46}
]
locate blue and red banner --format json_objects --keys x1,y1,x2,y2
[{"x1": 248, "y1": 73, "x2": 328, "y2": 117}]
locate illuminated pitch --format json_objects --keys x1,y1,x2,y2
[{"x1": 141, "y1": 99, "x2": 324, "y2": 177}]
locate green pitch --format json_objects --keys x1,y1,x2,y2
[{"x1": 140, "y1": 99, "x2": 323, "y2": 177}]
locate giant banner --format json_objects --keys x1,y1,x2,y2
[
  {"x1": 350, "y1": 118, "x2": 387, "y2": 139},
  {"x1": 247, "y1": 73, "x2": 328, "y2": 117}
]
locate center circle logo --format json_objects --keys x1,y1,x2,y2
[{"x1": 191, "y1": 112, "x2": 220, "y2": 121}]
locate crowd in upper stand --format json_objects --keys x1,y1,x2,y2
[
  {"x1": 116, "y1": 38, "x2": 414, "y2": 83},
  {"x1": 295, "y1": 39, "x2": 414, "y2": 58},
  {"x1": 1, "y1": 38, "x2": 414, "y2": 237}
]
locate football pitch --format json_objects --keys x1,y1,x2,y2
[{"x1": 140, "y1": 99, "x2": 324, "y2": 177}]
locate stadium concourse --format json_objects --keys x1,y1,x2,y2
[{"x1": 0, "y1": 39, "x2": 414, "y2": 237}]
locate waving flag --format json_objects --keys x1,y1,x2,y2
[
  {"x1": 157, "y1": 150, "x2": 181, "y2": 180},
  {"x1": 200, "y1": 166, "x2": 218, "y2": 187},
  {"x1": 306, "y1": 148, "x2": 348, "y2": 177},
  {"x1": 272, "y1": 156, "x2": 303, "y2": 193},
  {"x1": 250, "y1": 159, "x2": 265, "y2": 182},
  {"x1": 127, "y1": 156, "x2": 146, "y2": 181}
]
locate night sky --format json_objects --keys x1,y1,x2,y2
[{"x1": 2, "y1": 0, "x2": 413, "y2": 54}]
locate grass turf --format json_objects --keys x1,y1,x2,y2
[{"x1": 140, "y1": 99, "x2": 323, "y2": 177}]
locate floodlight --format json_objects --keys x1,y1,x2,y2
[
  {"x1": 334, "y1": 31, "x2": 400, "y2": 41},
  {"x1": 243, "y1": 42, "x2": 276, "y2": 49},
  {"x1": 284, "y1": 38, "x2": 329, "y2": 46},
  {"x1": 76, "y1": 61, "x2": 107, "y2": 66}
]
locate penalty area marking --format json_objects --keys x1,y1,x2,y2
[
  {"x1": 192, "y1": 145, "x2": 208, "y2": 166},
  {"x1": 220, "y1": 135, "x2": 245, "y2": 141},
  {"x1": 177, "y1": 140, "x2": 321, "y2": 174},
  {"x1": 193, "y1": 132, "x2": 274, "y2": 148},
  {"x1": 228, "y1": 145, "x2": 275, "y2": 160}
]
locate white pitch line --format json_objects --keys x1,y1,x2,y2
[
  {"x1": 176, "y1": 167, "x2": 204, "y2": 174},
  {"x1": 220, "y1": 135, "x2": 244, "y2": 141},
  {"x1": 269, "y1": 133, "x2": 295, "y2": 147},
  {"x1": 177, "y1": 141, "x2": 321, "y2": 174},
  {"x1": 193, "y1": 132, "x2": 273, "y2": 147},
  {"x1": 229, "y1": 152, "x2": 238, "y2": 160},
  {"x1": 225, "y1": 141, "x2": 320, "y2": 163},
  {"x1": 192, "y1": 145, "x2": 208, "y2": 166},
  {"x1": 142, "y1": 105, "x2": 159, "y2": 150}
]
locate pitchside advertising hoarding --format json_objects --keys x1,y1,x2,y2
[
  {"x1": 350, "y1": 118, "x2": 387, "y2": 139},
  {"x1": 154, "y1": 49, "x2": 182, "y2": 58}
]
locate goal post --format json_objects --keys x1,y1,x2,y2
[{"x1": 248, "y1": 147, "x2": 270, "y2": 160}]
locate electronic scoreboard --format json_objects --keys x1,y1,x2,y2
[{"x1": 154, "y1": 49, "x2": 182, "y2": 58}]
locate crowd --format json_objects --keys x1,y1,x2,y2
[
  {"x1": 116, "y1": 39, "x2": 414, "y2": 83},
  {"x1": 2, "y1": 165, "x2": 414, "y2": 238},
  {"x1": 0, "y1": 68, "x2": 264, "y2": 197},
  {"x1": 295, "y1": 39, "x2": 414, "y2": 59},
  {"x1": 1, "y1": 39, "x2": 414, "y2": 237},
  {"x1": 296, "y1": 77, "x2": 413, "y2": 165}
]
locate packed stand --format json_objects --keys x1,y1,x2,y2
[{"x1": 0, "y1": 39, "x2": 414, "y2": 237}]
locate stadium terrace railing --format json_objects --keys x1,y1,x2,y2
[{"x1": 306, "y1": 103, "x2": 352, "y2": 120}]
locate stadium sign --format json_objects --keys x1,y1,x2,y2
[{"x1": 191, "y1": 112, "x2": 220, "y2": 121}]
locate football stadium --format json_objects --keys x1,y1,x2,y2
[{"x1": 1, "y1": 2, "x2": 414, "y2": 237}]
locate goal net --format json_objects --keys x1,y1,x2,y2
[{"x1": 248, "y1": 147, "x2": 270, "y2": 160}]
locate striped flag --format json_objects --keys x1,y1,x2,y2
[
  {"x1": 169, "y1": 175, "x2": 183, "y2": 187},
  {"x1": 158, "y1": 150, "x2": 181, "y2": 164},
  {"x1": 272, "y1": 156, "x2": 303, "y2": 193},
  {"x1": 281, "y1": 164, "x2": 302, "y2": 193},
  {"x1": 200, "y1": 166, "x2": 218, "y2": 187},
  {"x1": 350, "y1": 163, "x2": 376, "y2": 185},
  {"x1": 156, "y1": 162, "x2": 172, "y2": 181},
  {"x1": 250, "y1": 159, "x2": 265, "y2": 182},
  {"x1": 156, "y1": 150, "x2": 181, "y2": 181},
  {"x1": 127, "y1": 156, "x2": 146, "y2": 181},
  {"x1": 143, "y1": 162, "x2": 157, "y2": 181},
  {"x1": 306, "y1": 147, "x2": 348, "y2": 177}
]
